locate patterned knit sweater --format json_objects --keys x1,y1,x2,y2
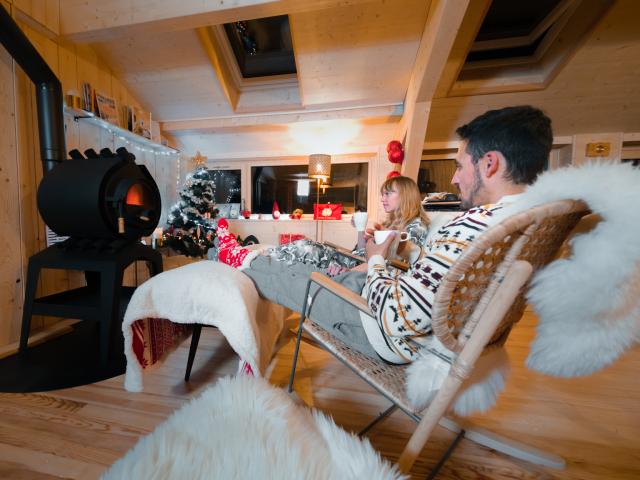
[{"x1": 362, "y1": 200, "x2": 513, "y2": 364}]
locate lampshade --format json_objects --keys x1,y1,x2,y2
[{"x1": 308, "y1": 154, "x2": 331, "y2": 180}]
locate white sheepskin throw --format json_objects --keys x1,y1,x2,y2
[
  {"x1": 497, "y1": 162, "x2": 640, "y2": 376},
  {"x1": 102, "y1": 376, "x2": 406, "y2": 480},
  {"x1": 122, "y1": 261, "x2": 284, "y2": 392},
  {"x1": 406, "y1": 339, "x2": 510, "y2": 417}
]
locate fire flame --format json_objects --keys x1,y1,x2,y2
[{"x1": 126, "y1": 184, "x2": 144, "y2": 206}]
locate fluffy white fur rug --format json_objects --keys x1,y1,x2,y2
[
  {"x1": 102, "y1": 376, "x2": 405, "y2": 480},
  {"x1": 498, "y1": 161, "x2": 640, "y2": 376}
]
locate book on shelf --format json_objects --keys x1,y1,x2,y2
[{"x1": 81, "y1": 82, "x2": 94, "y2": 113}]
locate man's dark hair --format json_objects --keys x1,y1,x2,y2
[{"x1": 455, "y1": 105, "x2": 553, "y2": 185}]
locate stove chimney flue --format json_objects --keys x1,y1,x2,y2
[{"x1": 0, "y1": 5, "x2": 66, "y2": 174}]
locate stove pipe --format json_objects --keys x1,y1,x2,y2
[{"x1": 0, "y1": 5, "x2": 66, "y2": 173}]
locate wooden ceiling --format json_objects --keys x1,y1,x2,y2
[
  {"x1": 75, "y1": 0, "x2": 431, "y2": 123},
  {"x1": 56, "y1": 0, "x2": 628, "y2": 164}
]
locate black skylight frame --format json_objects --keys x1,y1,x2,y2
[
  {"x1": 466, "y1": 27, "x2": 551, "y2": 62},
  {"x1": 466, "y1": 0, "x2": 563, "y2": 63},
  {"x1": 224, "y1": 15, "x2": 297, "y2": 79}
]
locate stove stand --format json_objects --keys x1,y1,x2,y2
[{"x1": 19, "y1": 242, "x2": 162, "y2": 365}]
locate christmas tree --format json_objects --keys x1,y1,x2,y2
[{"x1": 164, "y1": 154, "x2": 218, "y2": 257}]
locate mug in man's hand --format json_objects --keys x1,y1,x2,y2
[{"x1": 374, "y1": 230, "x2": 409, "y2": 244}]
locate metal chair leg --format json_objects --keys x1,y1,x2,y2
[
  {"x1": 184, "y1": 324, "x2": 202, "y2": 382},
  {"x1": 358, "y1": 404, "x2": 398, "y2": 436},
  {"x1": 425, "y1": 429, "x2": 465, "y2": 480},
  {"x1": 287, "y1": 279, "x2": 313, "y2": 393}
]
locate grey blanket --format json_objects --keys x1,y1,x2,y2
[{"x1": 244, "y1": 256, "x2": 378, "y2": 358}]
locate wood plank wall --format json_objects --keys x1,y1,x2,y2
[{"x1": 0, "y1": 0, "x2": 178, "y2": 349}]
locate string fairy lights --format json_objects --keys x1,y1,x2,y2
[{"x1": 66, "y1": 105, "x2": 179, "y2": 157}]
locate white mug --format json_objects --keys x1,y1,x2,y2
[
  {"x1": 353, "y1": 212, "x2": 368, "y2": 231},
  {"x1": 374, "y1": 230, "x2": 409, "y2": 244}
]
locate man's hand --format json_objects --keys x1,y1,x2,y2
[{"x1": 365, "y1": 233, "x2": 395, "y2": 261}]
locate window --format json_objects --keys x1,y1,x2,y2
[
  {"x1": 418, "y1": 160, "x2": 458, "y2": 195},
  {"x1": 207, "y1": 169, "x2": 242, "y2": 204},
  {"x1": 224, "y1": 15, "x2": 296, "y2": 78},
  {"x1": 251, "y1": 163, "x2": 368, "y2": 214}
]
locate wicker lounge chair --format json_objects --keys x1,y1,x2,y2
[{"x1": 287, "y1": 199, "x2": 588, "y2": 477}]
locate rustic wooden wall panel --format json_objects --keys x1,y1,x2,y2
[{"x1": 0, "y1": 26, "x2": 24, "y2": 345}]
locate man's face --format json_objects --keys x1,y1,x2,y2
[{"x1": 451, "y1": 141, "x2": 484, "y2": 210}]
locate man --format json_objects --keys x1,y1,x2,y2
[{"x1": 361, "y1": 105, "x2": 552, "y2": 363}]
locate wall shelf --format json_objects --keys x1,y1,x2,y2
[{"x1": 63, "y1": 106, "x2": 179, "y2": 155}]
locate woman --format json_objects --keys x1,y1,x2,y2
[{"x1": 350, "y1": 175, "x2": 430, "y2": 270}]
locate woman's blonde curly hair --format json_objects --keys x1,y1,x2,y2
[{"x1": 380, "y1": 176, "x2": 429, "y2": 230}]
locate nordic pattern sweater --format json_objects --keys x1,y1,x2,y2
[{"x1": 362, "y1": 201, "x2": 511, "y2": 363}]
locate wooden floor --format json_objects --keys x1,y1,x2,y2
[{"x1": 0, "y1": 311, "x2": 639, "y2": 479}]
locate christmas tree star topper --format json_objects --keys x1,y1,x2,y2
[{"x1": 192, "y1": 150, "x2": 208, "y2": 167}]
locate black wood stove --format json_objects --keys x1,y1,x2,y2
[
  {"x1": 1, "y1": 7, "x2": 163, "y2": 366},
  {"x1": 21, "y1": 146, "x2": 164, "y2": 365}
]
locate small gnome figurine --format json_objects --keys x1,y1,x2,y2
[{"x1": 272, "y1": 201, "x2": 281, "y2": 220}]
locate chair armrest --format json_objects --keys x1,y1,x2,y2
[
  {"x1": 322, "y1": 241, "x2": 409, "y2": 272},
  {"x1": 323, "y1": 241, "x2": 365, "y2": 262},
  {"x1": 309, "y1": 271, "x2": 373, "y2": 316}
]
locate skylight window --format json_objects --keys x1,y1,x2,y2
[
  {"x1": 223, "y1": 15, "x2": 296, "y2": 78},
  {"x1": 449, "y1": 0, "x2": 613, "y2": 97},
  {"x1": 466, "y1": 0, "x2": 563, "y2": 63}
]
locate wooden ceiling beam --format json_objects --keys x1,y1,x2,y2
[
  {"x1": 60, "y1": 0, "x2": 377, "y2": 42},
  {"x1": 398, "y1": 0, "x2": 471, "y2": 180},
  {"x1": 161, "y1": 103, "x2": 402, "y2": 132},
  {"x1": 432, "y1": 0, "x2": 490, "y2": 99},
  {"x1": 196, "y1": 27, "x2": 240, "y2": 111}
]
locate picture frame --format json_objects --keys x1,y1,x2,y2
[
  {"x1": 96, "y1": 92, "x2": 119, "y2": 126},
  {"x1": 132, "y1": 106, "x2": 151, "y2": 139}
]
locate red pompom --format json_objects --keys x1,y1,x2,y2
[
  {"x1": 386, "y1": 170, "x2": 401, "y2": 179},
  {"x1": 388, "y1": 148, "x2": 404, "y2": 164},
  {"x1": 387, "y1": 140, "x2": 402, "y2": 153}
]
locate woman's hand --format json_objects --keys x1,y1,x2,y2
[
  {"x1": 363, "y1": 222, "x2": 383, "y2": 241},
  {"x1": 365, "y1": 233, "x2": 395, "y2": 260}
]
